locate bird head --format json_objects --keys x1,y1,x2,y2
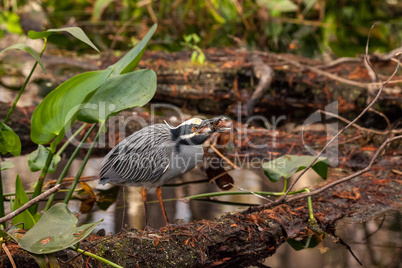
[{"x1": 168, "y1": 116, "x2": 230, "y2": 145}]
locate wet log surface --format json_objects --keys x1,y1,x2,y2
[
  {"x1": 1, "y1": 102, "x2": 399, "y2": 172},
  {"x1": 2, "y1": 171, "x2": 400, "y2": 267},
  {"x1": 2, "y1": 48, "x2": 401, "y2": 118}
]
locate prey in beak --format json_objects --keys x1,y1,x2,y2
[{"x1": 197, "y1": 116, "x2": 231, "y2": 134}]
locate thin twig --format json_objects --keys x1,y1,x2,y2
[
  {"x1": 279, "y1": 135, "x2": 401, "y2": 204},
  {"x1": 280, "y1": 24, "x2": 402, "y2": 200},
  {"x1": 318, "y1": 110, "x2": 402, "y2": 135},
  {"x1": 2, "y1": 243, "x2": 16, "y2": 268},
  {"x1": 368, "y1": 108, "x2": 392, "y2": 131},
  {"x1": 244, "y1": 135, "x2": 401, "y2": 214},
  {"x1": 210, "y1": 144, "x2": 240, "y2": 169},
  {"x1": 0, "y1": 184, "x2": 61, "y2": 224},
  {"x1": 228, "y1": 183, "x2": 272, "y2": 203}
]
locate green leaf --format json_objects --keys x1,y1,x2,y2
[
  {"x1": 111, "y1": 24, "x2": 157, "y2": 75},
  {"x1": 28, "y1": 27, "x2": 99, "y2": 52},
  {"x1": 17, "y1": 203, "x2": 102, "y2": 254},
  {"x1": 197, "y1": 52, "x2": 205, "y2": 64},
  {"x1": 257, "y1": 0, "x2": 298, "y2": 13},
  {"x1": 30, "y1": 69, "x2": 112, "y2": 145},
  {"x1": 31, "y1": 253, "x2": 59, "y2": 268},
  {"x1": 28, "y1": 145, "x2": 61, "y2": 173},
  {"x1": 191, "y1": 51, "x2": 198, "y2": 63},
  {"x1": 0, "y1": 161, "x2": 14, "y2": 171},
  {"x1": 262, "y1": 155, "x2": 329, "y2": 182},
  {"x1": 91, "y1": 0, "x2": 114, "y2": 22},
  {"x1": 12, "y1": 175, "x2": 37, "y2": 230},
  {"x1": 77, "y1": 69, "x2": 157, "y2": 123},
  {"x1": 0, "y1": 123, "x2": 21, "y2": 156},
  {"x1": 0, "y1": 43, "x2": 45, "y2": 72}
]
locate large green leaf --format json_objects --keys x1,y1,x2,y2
[
  {"x1": 28, "y1": 27, "x2": 99, "y2": 52},
  {"x1": 0, "y1": 43, "x2": 45, "y2": 72},
  {"x1": 78, "y1": 69, "x2": 157, "y2": 123},
  {"x1": 30, "y1": 69, "x2": 112, "y2": 145},
  {"x1": 262, "y1": 155, "x2": 329, "y2": 182},
  {"x1": 28, "y1": 145, "x2": 61, "y2": 173},
  {"x1": 111, "y1": 24, "x2": 157, "y2": 75},
  {"x1": 17, "y1": 203, "x2": 102, "y2": 254},
  {"x1": 11, "y1": 175, "x2": 37, "y2": 229},
  {"x1": 0, "y1": 123, "x2": 21, "y2": 156}
]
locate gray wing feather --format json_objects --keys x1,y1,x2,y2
[{"x1": 99, "y1": 124, "x2": 172, "y2": 185}]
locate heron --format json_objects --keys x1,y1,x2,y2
[{"x1": 99, "y1": 116, "x2": 228, "y2": 227}]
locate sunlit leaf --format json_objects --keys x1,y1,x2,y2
[
  {"x1": 0, "y1": 123, "x2": 21, "y2": 156},
  {"x1": 28, "y1": 27, "x2": 99, "y2": 52},
  {"x1": 77, "y1": 69, "x2": 157, "y2": 123},
  {"x1": 12, "y1": 175, "x2": 37, "y2": 230},
  {"x1": 80, "y1": 181, "x2": 96, "y2": 199},
  {"x1": 262, "y1": 155, "x2": 328, "y2": 182},
  {"x1": 91, "y1": 0, "x2": 114, "y2": 22},
  {"x1": 111, "y1": 24, "x2": 157, "y2": 75},
  {"x1": 257, "y1": 0, "x2": 298, "y2": 13},
  {"x1": 0, "y1": 43, "x2": 45, "y2": 72},
  {"x1": 17, "y1": 203, "x2": 102, "y2": 254},
  {"x1": 28, "y1": 145, "x2": 61, "y2": 173},
  {"x1": 0, "y1": 161, "x2": 14, "y2": 171},
  {"x1": 30, "y1": 69, "x2": 112, "y2": 145}
]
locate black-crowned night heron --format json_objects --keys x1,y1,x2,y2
[{"x1": 99, "y1": 116, "x2": 228, "y2": 227}]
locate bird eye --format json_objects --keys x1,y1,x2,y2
[{"x1": 191, "y1": 126, "x2": 197, "y2": 132}]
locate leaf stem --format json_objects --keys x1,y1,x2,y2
[
  {"x1": 56, "y1": 123, "x2": 87, "y2": 157},
  {"x1": 64, "y1": 123, "x2": 102, "y2": 204},
  {"x1": 304, "y1": 189, "x2": 315, "y2": 220},
  {"x1": 45, "y1": 124, "x2": 97, "y2": 211},
  {"x1": 3, "y1": 38, "x2": 47, "y2": 124},
  {"x1": 70, "y1": 247, "x2": 123, "y2": 268},
  {"x1": 148, "y1": 189, "x2": 307, "y2": 204},
  {"x1": 0, "y1": 171, "x2": 4, "y2": 227},
  {"x1": 29, "y1": 148, "x2": 53, "y2": 215}
]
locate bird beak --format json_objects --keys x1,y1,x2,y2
[{"x1": 198, "y1": 116, "x2": 231, "y2": 134}]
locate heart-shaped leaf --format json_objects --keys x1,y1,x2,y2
[
  {"x1": 111, "y1": 24, "x2": 157, "y2": 75},
  {"x1": 77, "y1": 69, "x2": 157, "y2": 123},
  {"x1": 28, "y1": 145, "x2": 61, "y2": 173},
  {"x1": 17, "y1": 203, "x2": 102, "y2": 254},
  {"x1": 30, "y1": 69, "x2": 112, "y2": 145},
  {"x1": 0, "y1": 43, "x2": 45, "y2": 72},
  {"x1": 28, "y1": 27, "x2": 99, "y2": 52},
  {"x1": 0, "y1": 123, "x2": 21, "y2": 156},
  {"x1": 262, "y1": 155, "x2": 328, "y2": 182}
]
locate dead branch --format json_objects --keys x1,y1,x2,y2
[
  {"x1": 0, "y1": 184, "x2": 61, "y2": 224},
  {"x1": 318, "y1": 110, "x2": 402, "y2": 135},
  {"x1": 245, "y1": 54, "x2": 274, "y2": 115},
  {"x1": 281, "y1": 25, "x2": 402, "y2": 199},
  {"x1": 71, "y1": 172, "x2": 400, "y2": 268}
]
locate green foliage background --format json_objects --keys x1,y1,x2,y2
[{"x1": 1, "y1": 0, "x2": 401, "y2": 58}]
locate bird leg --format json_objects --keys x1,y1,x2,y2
[
  {"x1": 156, "y1": 186, "x2": 169, "y2": 225},
  {"x1": 142, "y1": 187, "x2": 149, "y2": 229}
]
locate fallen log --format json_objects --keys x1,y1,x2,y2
[{"x1": 1, "y1": 171, "x2": 400, "y2": 267}]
